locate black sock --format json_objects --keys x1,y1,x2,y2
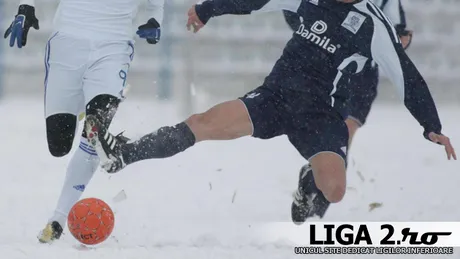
[
  {"x1": 302, "y1": 170, "x2": 330, "y2": 218},
  {"x1": 121, "y1": 122, "x2": 196, "y2": 165},
  {"x1": 312, "y1": 192, "x2": 330, "y2": 218}
]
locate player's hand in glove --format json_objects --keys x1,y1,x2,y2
[
  {"x1": 4, "y1": 4, "x2": 39, "y2": 48},
  {"x1": 136, "y1": 18, "x2": 161, "y2": 44},
  {"x1": 428, "y1": 132, "x2": 457, "y2": 160}
]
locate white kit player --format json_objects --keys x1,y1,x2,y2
[{"x1": 4, "y1": 0, "x2": 165, "y2": 243}]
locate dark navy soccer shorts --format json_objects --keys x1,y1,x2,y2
[{"x1": 239, "y1": 85, "x2": 348, "y2": 162}]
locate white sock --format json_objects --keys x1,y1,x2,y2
[{"x1": 49, "y1": 137, "x2": 100, "y2": 227}]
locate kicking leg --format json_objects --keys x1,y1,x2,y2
[{"x1": 86, "y1": 99, "x2": 253, "y2": 173}]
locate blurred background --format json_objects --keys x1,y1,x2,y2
[{"x1": 0, "y1": 0, "x2": 459, "y2": 117}]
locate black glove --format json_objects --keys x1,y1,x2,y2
[
  {"x1": 136, "y1": 18, "x2": 161, "y2": 44},
  {"x1": 4, "y1": 5, "x2": 39, "y2": 48}
]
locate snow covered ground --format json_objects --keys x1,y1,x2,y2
[{"x1": 0, "y1": 98, "x2": 458, "y2": 259}]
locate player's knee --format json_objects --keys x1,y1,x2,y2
[
  {"x1": 323, "y1": 183, "x2": 346, "y2": 203},
  {"x1": 46, "y1": 113, "x2": 77, "y2": 157},
  {"x1": 186, "y1": 112, "x2": 230, "y2": 142},
  {"x1": 186, "y1": 113, "x2": 210, "y2": 136},
  {"x1": 314, "y1": 168, "x2": 345, "y2": 203},
  {"x1": 86, "y1": 94, "x2": 120, "y2": 125},
  {"x1": 186, "y1": 112, "x2": 233, "y2": 141},
  {"x1": 316, "y1": 173, "x2": 345, "y2": 203},
  {"x1": 185, "y1": 100, "x2": 252, "y2": 141}
]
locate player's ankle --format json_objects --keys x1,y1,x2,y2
[
  {"x1": 49, "y1": 211, "x2": 66, "y2": 228},
  {"x1": 120, "y1": 144, "x2": 135, "y2": 166},
  {"x1": 322, "y1": 186, "x2": 345, "y2": 203}
]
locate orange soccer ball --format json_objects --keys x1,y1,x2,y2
[{"x1": 67, "y1": 198, "x2": 115, "y2": 245}]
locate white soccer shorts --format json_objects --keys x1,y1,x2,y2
[{"x1": 43, "y1": 32, "x2": 134, "y2": 118}]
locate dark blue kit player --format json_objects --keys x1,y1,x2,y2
[
  {"x1": 85, "y1": 0, "x2": 456, "y2": 225},
  {"x1": 283, "y1": 0, "x2": 413, "y2": 221}
]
